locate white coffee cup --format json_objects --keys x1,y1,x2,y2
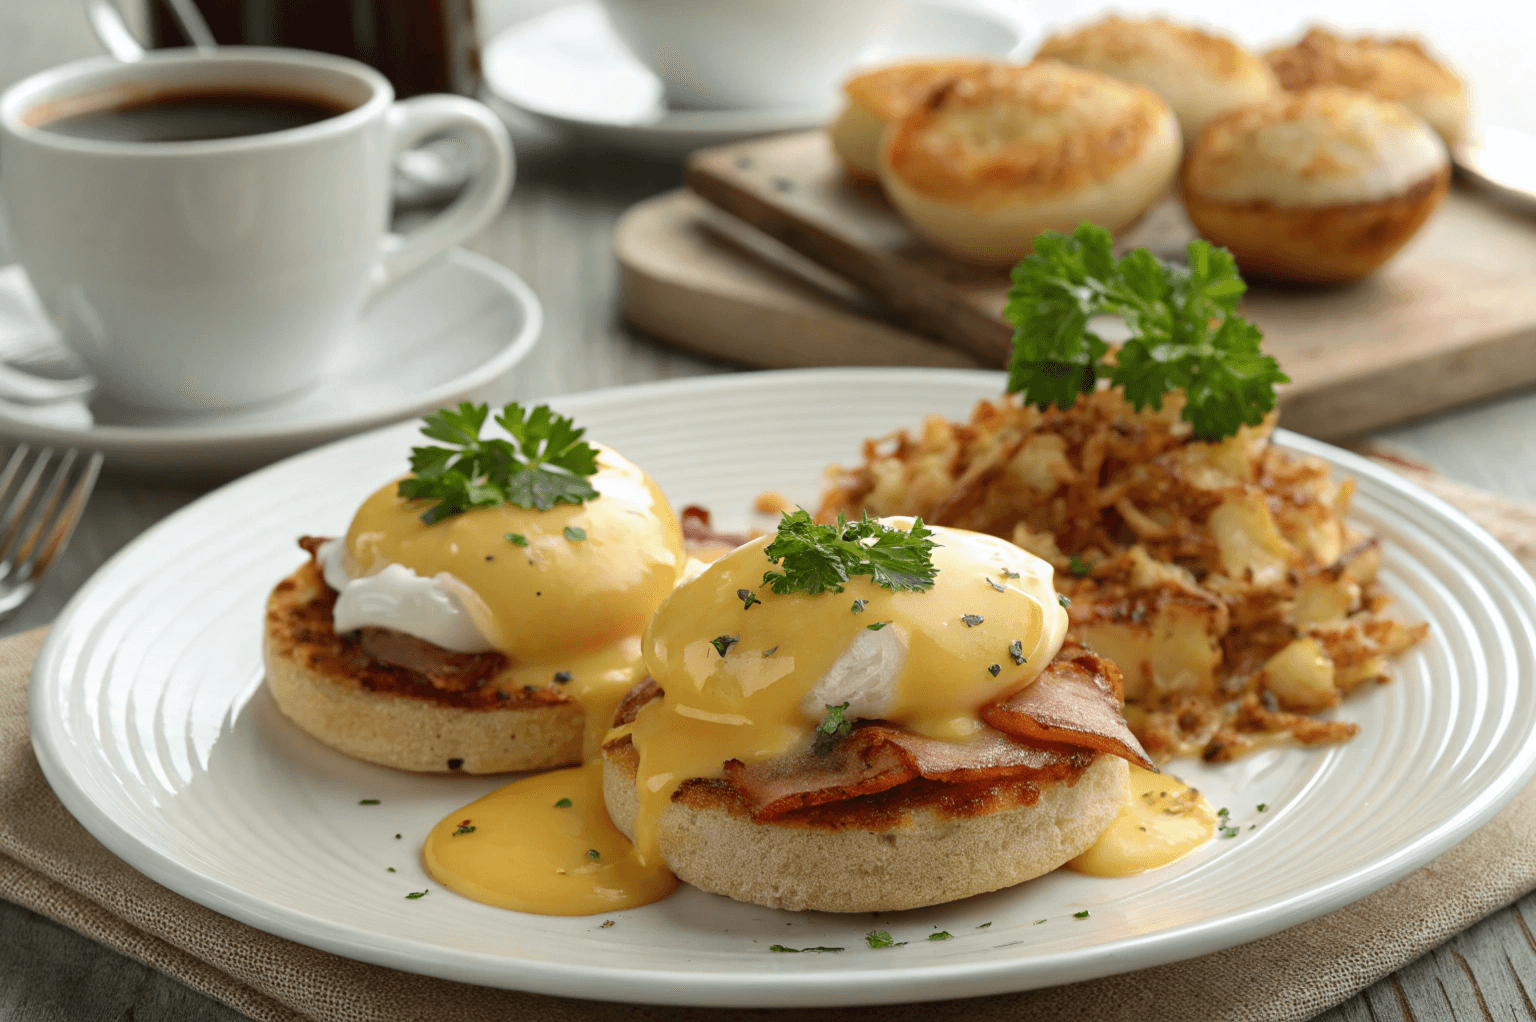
[
  {"x1": 597, "y1": 0, "x2": 895, "y2": 111},
  {"x1": 0, "y1": 48, "x2": 514, "y2": 413}
]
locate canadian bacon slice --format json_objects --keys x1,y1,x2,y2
[
  {"x1": 982, "y1": 651, "x2": 1155, "y2": 770},
  {"x1": 723, "y1": 725, "x2": 1091, "y2": 821},
  {"x1": 723, "y1": 729, "x2": 917, "y2": 820}
]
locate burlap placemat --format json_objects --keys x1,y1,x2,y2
[{"x1": 3, "y1": 456, "x2": 1535, "y2": 1022}]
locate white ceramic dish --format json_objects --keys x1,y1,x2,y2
[
  {"x1": 482, "y1": 0, "x2": 1034, "y2": 157},
  {"x1": 0, "y1": 251, "x2": 541, "y2": 475},
  {"x1": 29, "y1": 369, "x2": 1536, "y2": 1007}
]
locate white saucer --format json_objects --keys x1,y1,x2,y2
[
  {"x1": 482, "y1": 0, "x2": 1035, "y2": 158},
  {"x1": 0, "y1": 250, "x2": 542, "y2": 476}
]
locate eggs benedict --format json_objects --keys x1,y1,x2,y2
[
  {"x1": 600, "y1": 512, "x2": 1162, "y2": 913},
  {"x1": 263, "y1": 401, "x2": 687, "y2": 774}
]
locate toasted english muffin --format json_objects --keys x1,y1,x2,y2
[
  {"x1": 1035, "y1": 15, "x2": 1278, "y2": 142},
  {"x1": 1182, "y1": 86, "x2": 1449, "y2": 283},
  {"x1": 601, "y1": 681, "x2": 1129, "y2": 913},
  {"x1": 1265, "y1": 28, "x2": 1468, "y2": 148},
  {"x1": 879, "y1": 61, "x2": 1180, "y2": 265},
  {"x1": 829, "y1": 59, "x2": 1000, "y2": 180},
  {"x1": 264, "y1": 555, "x2": 584, "y2": 774}
]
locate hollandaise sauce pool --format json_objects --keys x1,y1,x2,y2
[
  {"x1": 1069, "y1": 765, "x2": 1217, "y2": 876},
  {"x1": 423, "y1": 764, "x2": 677, "y2": 914},
  {"x1": 402, "y1": 449, "x2": 685, "y2": 913}
]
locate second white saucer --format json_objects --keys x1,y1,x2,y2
[
  {"x1": 0, "y1": 249, "x2": 542, "y2": 475},
  {"x1": 482, "y1": 0, "x2": 1035, "y2": 158}
]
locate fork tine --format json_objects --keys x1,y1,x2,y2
[
  {"x1": 0, "y1": 448, "x2": 52, "y2": 576},
  {"x1": 19, "y1": 451, "x2": 101, "y2": 582},
  {"x1": 10, "y1": 449, "x2": 79, "y2": 581}
]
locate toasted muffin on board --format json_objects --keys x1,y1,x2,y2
[
  {"x1": 879, "y1": 61, "x2": 1180, "y2": 265},
  {"x1": 828, "y1": 59, "x2": 999, "y2": 181},
  {"x1": 1182, "y1": 86, "x2": 1450, "y2": 283},
  {"x1": 1265, "y1": 28, "x2": 1469, "y2": 148},
  {"x1": 1036, "y1": 15, "x2": 1278, "y2": 143}
]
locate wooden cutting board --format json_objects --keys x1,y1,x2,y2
[{"x1": 614, "y1": 128, "x2": 1536, "y2": 441}]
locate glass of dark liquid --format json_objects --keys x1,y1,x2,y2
[{"x1": 147, "y1": 0, "x2": 482, "y2": 99}]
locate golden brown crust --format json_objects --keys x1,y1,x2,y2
[
  {"x1": 1264, "y1": 28, "x2": 1467, "y2": 146},
  {"x1": 1265, "y1": 28, "x2": 1462, "y2": 102},
  {"x1": 842, "y1": 59, "x2": 1001, "y2": 122},
  {"x1": 1181, "y1": 164, "x2": 1450, "y2": 283},
  {"x1": 882, "y1": 61, "x2": 1171, "y2": 204},
  {"x1": 1038, "y1": 16, "x2": 1258, "y2": 80}
]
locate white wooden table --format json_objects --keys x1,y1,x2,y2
[{"x1": 2, "y1": 1, "x2": 1536, "y2": 1020}]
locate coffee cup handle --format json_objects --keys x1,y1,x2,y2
[{"x1": 373, "y1": 96, "x2": 515, "y2": 295}]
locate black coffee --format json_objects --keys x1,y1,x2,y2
[{"x1": 41, "y1": 91, "x2": 350, "y2": 143}]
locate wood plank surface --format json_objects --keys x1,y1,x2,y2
[{"x1": 674, "y1": 130, "x2": 1536, "y2": 441}]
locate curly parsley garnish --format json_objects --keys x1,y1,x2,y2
[
  {"x1": 1003, "y1": 224, "x2": 1288, "y2": 441},
  {"x1": 761, "y1": 510, "x2": 939, "y2": 596},
  {"x1": 813, "y1": 702, "x2": 853, "y2": 754},
  {"x1": 398, "y1": 402, "x2": 601, "y2": 524}
]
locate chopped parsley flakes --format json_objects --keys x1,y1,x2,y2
[
  {"x1": 865, "y1": 930, "x2": 906, "y2": 949},
  {"x1": 738, "y1": 589, "x2": 760, "y2": 609},
  {"x1": 814, "y1": 702, "x2": 853, "y2": 754},
  {"x1": 711, "y1": 634, "x2": 740, "y2": 657},
  {"x1": 929, "y1": 931, "x2": 953, "y2": 941},
  {"x1": 770, "y1": 945, "x2": 844, "y2": 953},
  {"x1": 1073, "y1": 911, "x2": 1090, "y2": 919},
  {"x1": 505, "y1": 532, "x2": 529, "y2": 546},
  {"x1": 554, "y1": 798, "x2": 573, "y2": 808},
  {"x1": 961, "y1": 614, "x2": 984, "y2": 627}
]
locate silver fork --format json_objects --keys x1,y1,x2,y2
[{"x1": 0, "y1": 445, "x2": 103, "y2": 619}]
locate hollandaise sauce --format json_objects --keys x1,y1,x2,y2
[
  {"x1": 627, "y1": 526, "x2": 1068, "y2": 866},
  {"x1": 1069, "y1": 765, "x2": 1217, "y2": 876},
  {"x1": 423, "y1": 764, "x2": 677, "y2": 915},
  {"x1": 343, "y1": 448, "x2": 684, "y2": 663}
]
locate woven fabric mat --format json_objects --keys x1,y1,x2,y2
[{"x1": 4, "y1": 456, "x2": 1535, "y2": 1022}]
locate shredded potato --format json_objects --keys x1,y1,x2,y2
[{"x1": 818, "y1": 389, "x2": 1427, "y2": 761}]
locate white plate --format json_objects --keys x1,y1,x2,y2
[
  {"x1": 0, "y1": 250, "x2": 541, "y2": 475},
  {"x1": 482, "y1": 0, "x2": 1034, "y2": 158},
  {"x1": 29, "y1": 368, "x2": 1536, "y2": 1007}
]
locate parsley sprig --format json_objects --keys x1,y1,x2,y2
[
  {"x1": 1003, "y1": 224, "x2": 1288, "y2": 441},
  {"x1": 397, "y1": 402, "x2": 601, "y2": 524},
  {"x1": 762, "y1": 510, "x2": 939, "y2": 596}
]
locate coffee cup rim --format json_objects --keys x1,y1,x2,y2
[{"x1": 0, "y1": 46, "x2": 394, "y2": 156}]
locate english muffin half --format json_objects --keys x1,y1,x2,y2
[
  {"x1": 879, "y1": 61, "x2": 1181, "y2": 265},
  {"x1": 829, "y1": 59, "x2": 1000, "y2": 181},
  {"x1": 1036, "y1": 15, "x2": 1279, "y2": 143},
  {"x1": 1182, "y1": 86, "x2": 1450, "y2": 283},
  {"x1": 1265, "y1": 28, "x2": 1469, "y2": 148},
  {"x1": 602, "y1": 674, "x2": 1131, "y2": 913}
]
